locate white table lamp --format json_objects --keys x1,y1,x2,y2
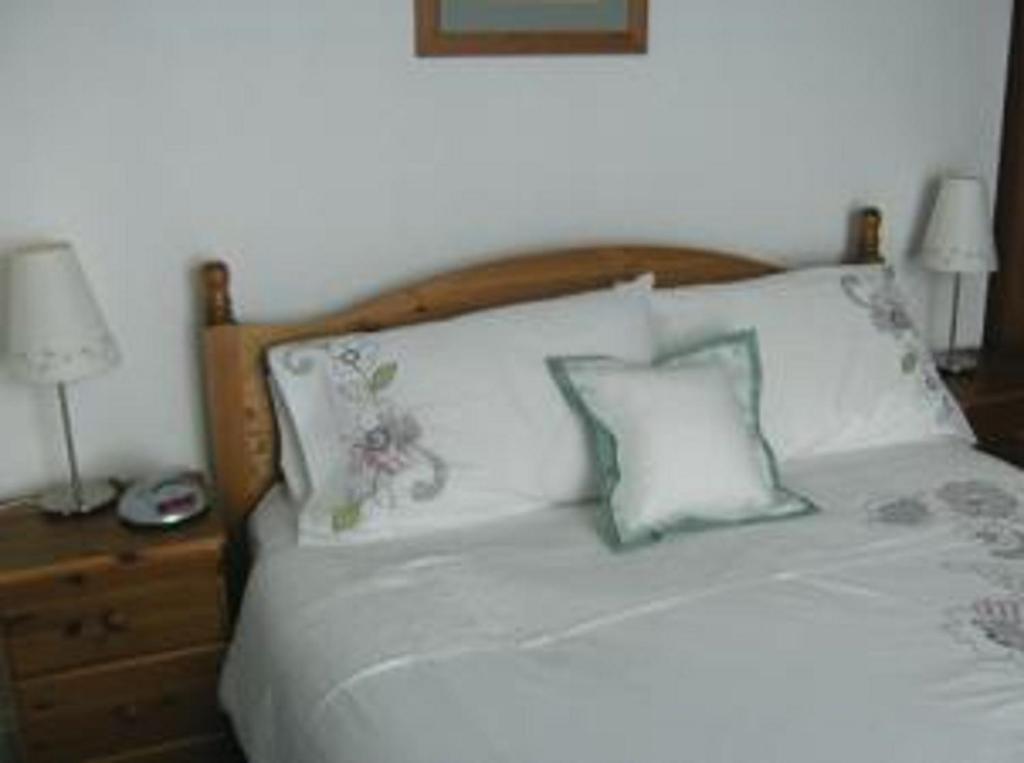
[
  {"x1": 7, "y1": 242, "x2": 122, "y2": 514},
  {"x1": 920, "y1": 176, "x2": 998, "y2": 374}
]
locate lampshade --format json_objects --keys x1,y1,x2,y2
[
  {"x1": 920, "y1": 176, "x2": 998, "y2": 274},
  {"x1": 6, "y1": 242, "x2": 121, "y2": 384}
]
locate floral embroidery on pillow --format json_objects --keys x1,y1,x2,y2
[
  {"x1": 841, "y1": 271, "x2": 914, "y2": 337},
  {"x1": 840, "y1": 268, "x2": 961, "y2": 425},
  {"x1": 283, "y1": 339, "x2": 448, "y2": 532}
]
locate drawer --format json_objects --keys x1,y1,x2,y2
[
  {"x1": 1, "y1": 555, "x2": 225, "y2": 678},
  {"x1": 85, "y1": 734, "x2": 244, "y2": 763},
  {"x1": 17, "y1": 645, "x2": 226, "y2": 763}
]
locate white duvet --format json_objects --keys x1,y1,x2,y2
[{"x1": 222, "y1": 439, "x2": 1024, "y2": 763}]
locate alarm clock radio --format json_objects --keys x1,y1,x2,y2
[{"x1": 117, "y1": 471, "x2": 209, "y2": 527}]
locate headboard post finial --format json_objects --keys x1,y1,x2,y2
[
  {"x1": 201, "y1": 261, "x2": 235, "y2": 327},
  {"x1": 858, "y1": 207, "x2": 883, "y2": 264}
]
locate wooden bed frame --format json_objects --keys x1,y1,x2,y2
[{"x1": 200, "y1": 209, "x2": 883, "y2": 535}]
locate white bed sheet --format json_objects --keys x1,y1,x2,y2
[{"x1": 224, "y1": 439, "x2": 1024, "y2": 763}]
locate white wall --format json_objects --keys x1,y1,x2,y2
[{"x1": 0, "y1": 0, "x2": 1012, "y2": 497}]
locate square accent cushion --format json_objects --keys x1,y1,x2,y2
[{"x1": 549, "y1": 331, "x2": 814, "y2": 548}]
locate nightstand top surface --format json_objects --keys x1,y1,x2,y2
[
  {"x1": 0, "y1": 503, "x2": 226, "y2": 585},
  {"x1": 945, "y1": 355, "x2": 1024, "y2": 407}
]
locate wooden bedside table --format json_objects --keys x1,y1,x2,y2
[
  {"x1": 944, "y1": 355, "x2": 1024, "y2": 467},
  {"x1": 0, "y1": 502, "x2": 242, "y2": 763}
]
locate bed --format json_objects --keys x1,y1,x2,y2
[{"x1": 200, "y1": 210, "x2": 1024, "y2": 762}]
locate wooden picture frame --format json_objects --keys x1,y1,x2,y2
[{"x1": 415, "y1": 0, "x2": 648, "y2": 57}]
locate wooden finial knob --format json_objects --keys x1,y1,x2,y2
[
  {"x1": 201, "y1": 261, "x2": 235, "y2": 326},
  {"x1": 858, "y1": 207, "x2": 883, "y2": 264}
]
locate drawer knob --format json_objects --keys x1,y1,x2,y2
[{"x1": 102, "y1": 609, "x2": 130, "y2": 633}]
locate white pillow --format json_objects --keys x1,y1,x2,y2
[
  {"x1": 549, "y1": 331, "x2": 814, "y2": 548},
  {"x1": 649, "y1": 264, "x2": 973, "y2": 461},
  {"x1": 268, "y1": 284, "x2": 655, "y2": 544},
  {"x1": 268, "y1": 375, "x2": 310, "y2": 503}
]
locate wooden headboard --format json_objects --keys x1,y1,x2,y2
[{"x1": 200, "y1": 209, "x2": 883, "y2": 534}]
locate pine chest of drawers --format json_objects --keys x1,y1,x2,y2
[{"x1": 0, "y1": 502, "x2": 241, "y2": 763}]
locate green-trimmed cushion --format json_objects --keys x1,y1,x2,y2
[{"x1": 549, "y1": 330, "x2": 815, "y2": 548}]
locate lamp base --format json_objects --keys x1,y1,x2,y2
[
  {"x1": 39, "y1": 480, "x2": 118, "y2": 516},
  {"x1": 934, "y1": 348, "x2": 980, "y2": 376}
]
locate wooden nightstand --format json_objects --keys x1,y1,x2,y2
[
  {"x1": 944, "y1": 355, "x2": 1024, "y2": 467},
  {"x1": 0, "y1": 502, "x2": 242, "y2": 763}
]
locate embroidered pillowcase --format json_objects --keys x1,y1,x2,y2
[
  {"x1": 267, "y1": 285, "x2": 655, "y2": 544},
  {"x1": 549, "y1": 331, "x2": 814, "y2": 548},
  {"x1": 649, "y1": 265, "x2": 973, "y2": 462}
]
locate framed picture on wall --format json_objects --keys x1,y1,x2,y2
[{"x1": 415, "y1": 0, "x2": 649, "y2": 57}]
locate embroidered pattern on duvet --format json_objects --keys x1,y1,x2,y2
[{"x1": 867, "y1": 480, "x2": 1024, "y2": 662}]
